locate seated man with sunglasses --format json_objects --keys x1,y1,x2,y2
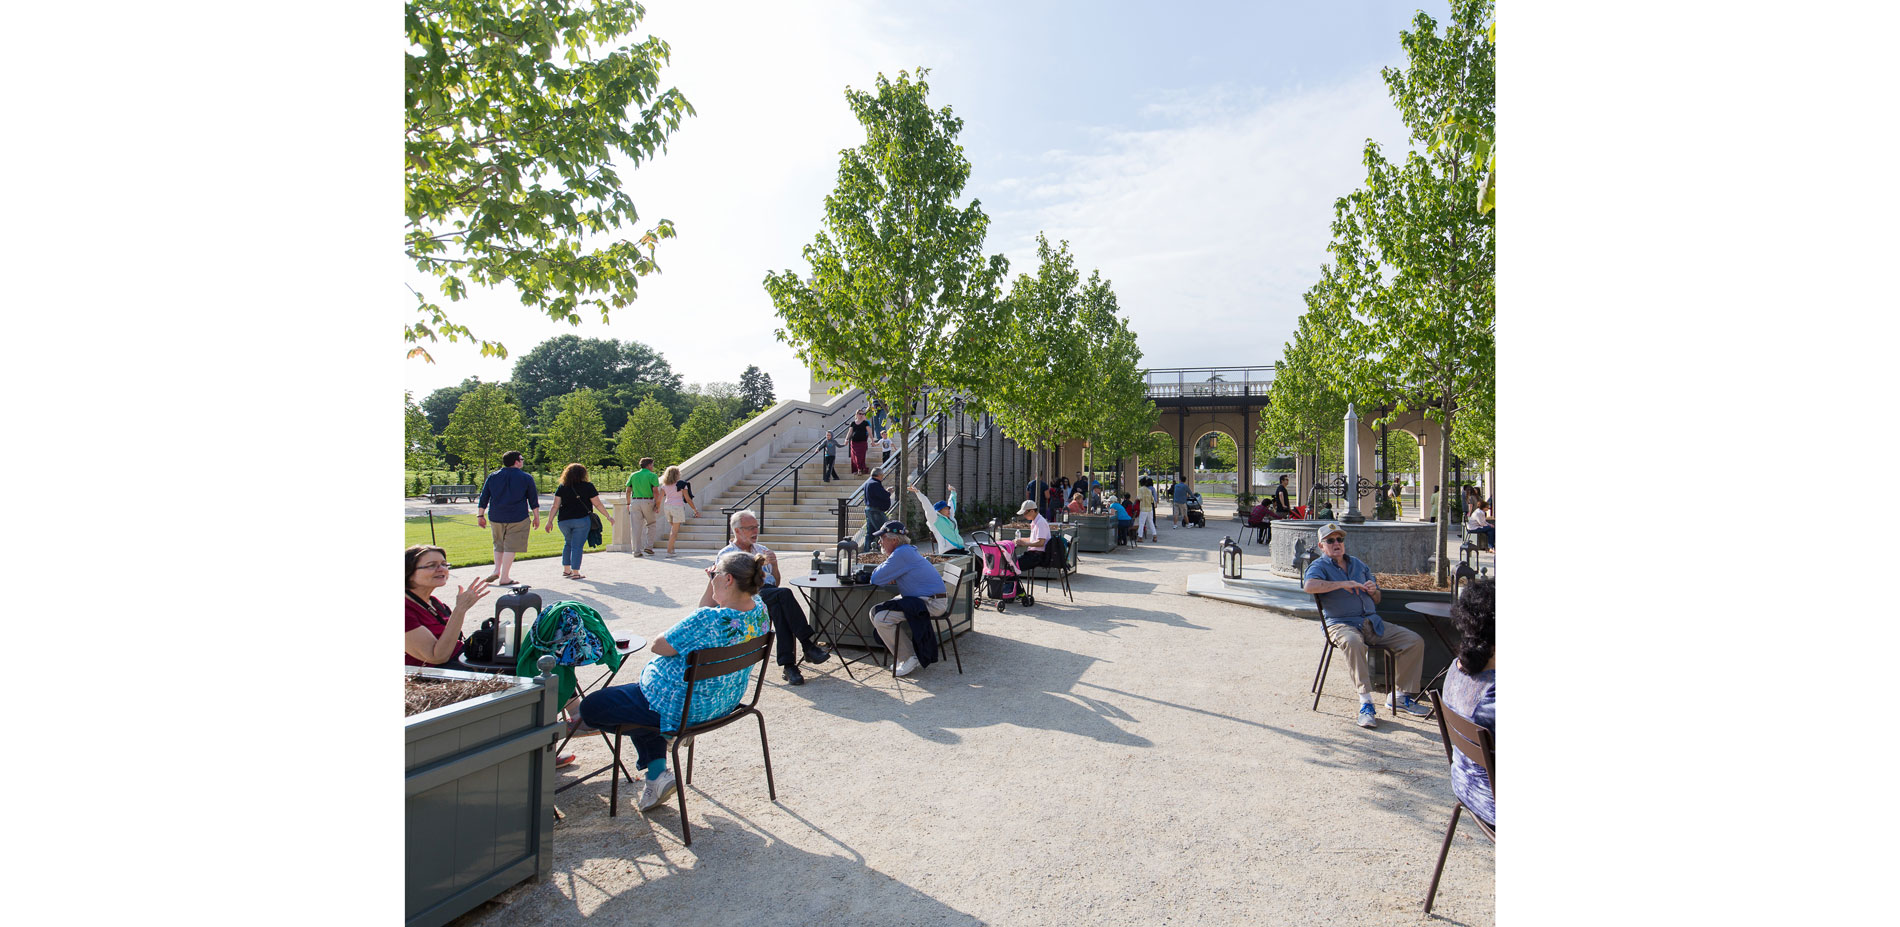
[{"x1": 1302, "y1": 522, "x2": 1432, "y2": 729}]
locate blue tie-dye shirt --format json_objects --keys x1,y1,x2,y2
[{"x1": 638, "y1": 596, "x2": 769, "y2": 733}]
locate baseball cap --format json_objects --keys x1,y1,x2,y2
[
  {"x1": 873, "y1": 519, "x2": 909, "y2": 538},
  {"x1": 1017, "y1": 500, "x2": 1038, "y2": 514},
  {"x1": 1316, "y1": 522, "x2": 1346, "y2": 541}
]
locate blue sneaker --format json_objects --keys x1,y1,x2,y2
[
  {"x1": 1389, "y1": 693, "x2": 1433, "y2": 717},
  {"x1": 1356, "y1": 703, "x2": 1378, "y2": 728}
]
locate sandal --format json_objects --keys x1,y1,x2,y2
[
  {"x1": 555, "y1": 753, "x2": 579, "y2": 769},
  {"x1": 570, "y1": 572, "x2": 586, "y2": 580}
]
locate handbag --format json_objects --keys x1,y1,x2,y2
[{"x1": 587, "y1": 512, "x2": 604, "y2": 547}]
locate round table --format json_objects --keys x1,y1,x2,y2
[{"x1": 787, "y1": 574, "x2": 898, "y2": 680}]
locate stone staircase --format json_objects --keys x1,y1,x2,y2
[{"x1": 668, "y1": 446, "x2": 862, "y2": 555}]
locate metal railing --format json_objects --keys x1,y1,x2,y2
[
  {"x1": 1141, "y1": 365, "x2": 1277, "y2": 400},
  {"x1": 719, "y1": 416, "x2": 859, "y2": 546}
]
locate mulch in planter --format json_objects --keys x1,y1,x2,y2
[
  {"x1": 857, "y1": 551, "x2": 959, "y2": 566},
  {"x1": 1373, "y1": 572, "x2": 1451, "y2": 591},
  {"x1": 406, "y1": 674, "x2": 515, "y2": 717}
]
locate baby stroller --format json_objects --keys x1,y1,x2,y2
[
  {"x1": 967, "y1": 530, "x2": 1034, "y2": 611},
  {"x1": 1185, "y1": 494, "x2": 1207, "y2": 528}
]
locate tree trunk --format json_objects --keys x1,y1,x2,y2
[
  {"x1": 1434, "y1": 414, "x2": 1455, "y2": 586},
  {"x1": 897, "y1": 411, "x2": 914, "y2": 528}
]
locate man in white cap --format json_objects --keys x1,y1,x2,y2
[
  {"x1": 1011, "y1": 499, "x2": 1052, "y2": 571},
  {"x1": 1301, "y1": 522, "x2": 1431, "y2": 728}
]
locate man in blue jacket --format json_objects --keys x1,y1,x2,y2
[
  {"x1": 476, "y1": 450, "x2": 541, "y2": 585},
  {"x1": 867, "y1": 521, "x2": 946, "y2": 677},
  {"x1": 859, "y1": 467, "x2": 892, "y2": 546}
]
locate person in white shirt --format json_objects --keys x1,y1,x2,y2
[{"x1": 1011, "y1": 500, "x2": 1053, "y2": 571}]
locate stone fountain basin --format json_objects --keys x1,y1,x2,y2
[{"x1": 1264, "y1": 519, "x2": 1438, "y2": 577}]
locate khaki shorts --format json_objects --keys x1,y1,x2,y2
[
  {"x1": 663, "y1": 503, "x2": 690, "y2": 526},
  {"x1": 490, "y1": 517, "x2": 531, "y2": 553}
]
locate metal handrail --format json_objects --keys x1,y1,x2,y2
[
  {"x1": 692, "y1": 388, "x2": 864, "y2": 480},
  {"x1": 1141, "y1": 365, "x2": 1279, "y2": 400}
]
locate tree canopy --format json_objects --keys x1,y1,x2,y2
[
  {"x1": 442, "y1": 383, "x2": 529, "y2": 473},
  {"x1": 737, "y1": 365, "x2": 775, "y2": 415},
  {"x1": 764, "y1": 68, "x2": 1010, "y2": 522},
  {"x1": 540, "y1": 388, "x2": 610, "y2": 469},
  {"x1": 405, "y1": 392, "x2": 441, "y2": 470},
  {"x1": 615, "y1": 397, "x2": 677, "y2": 469},
  {"x1": 671, "y1": 402, "x2": 729, "y2": 464},
  {"x1": 508, "y1": 334, "x2": 680, "y2": 418},
  {"x1": 404, "y1": 0, "x2": 694, "y2": 360}
]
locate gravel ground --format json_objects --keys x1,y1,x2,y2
[{"x1": 441, "y1": 509, "x2": 1494, "y2": 926}]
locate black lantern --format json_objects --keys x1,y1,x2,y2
[
  {"x1": 1219, "y1": 536, "x2": 1243, "y2": 579},
  {"x1": 493, "y1": 584, "x2": 541, "y2": 661},
  {"x1": 835, "y1": 538, "x2": 859, "y2": 582}
]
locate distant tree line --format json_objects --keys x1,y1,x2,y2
[{"x1": 406, "y1": 334, "x2": 776, "y2": 475}]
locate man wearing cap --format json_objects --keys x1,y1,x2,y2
[
  {"x1": 867, "y1": 520, "x2": 946, "y2": 677},
  {"x1": 1012, "y1": 499, "x2": 1052, "y2": 571},
  {"x1": 1302, "y1": 522, "x2": 1432, "y2": 728},
  {"x1": 909, "y1": 483, "x2": 967, "y2": 555}
]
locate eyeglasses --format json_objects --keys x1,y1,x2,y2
[
  {"x1": 416, "y1": 561, "x2": 451, "y2": 571},
  {"x1": 1322, "y1": 537, "x2": 1345, "y2": 544}
]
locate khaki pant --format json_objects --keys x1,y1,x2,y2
[
  {"x1": 629, "y1": 497, "x2": 656, "y2": 551},
  {"x1": 870, "y1": 595, "x2": 949, "y2": 662},
  {"x1": 1325, "y1": 620, "x2": 1425, "y2": 696}
]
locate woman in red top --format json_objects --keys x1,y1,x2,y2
[{"x1": 404, "y1": 544, "x2": 492, "y2": 667}]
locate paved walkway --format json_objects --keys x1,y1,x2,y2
[{"x1": 438, "y1": 507, "x2": 1494, "y2": 926}]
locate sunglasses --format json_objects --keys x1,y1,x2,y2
[{"x1": 1322, "y1": 537, "x2": 1345, "y2": 544}]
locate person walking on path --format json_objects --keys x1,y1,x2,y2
[
  {"x1": 545, "y1": 463, "x2": 613, "y2": 579},
  {"x1": 821, "y1": 430, "x2": 841, "y2": 482},
  {"x1": 658, "y1": 465, "x2": 697, "y2": 558},
  {"x1": 476, "y1": 450, "x2": 541, "y2": 584},
  {"x1": 1171, "y1": 477, "x2": 1191, "y2": 527},
  {"x1": 1301, "y1": 522, "x2": 1432, "y2": 728},
  {"x1": 624, "y1": 457, "x2": 660, "y2": 557},
  {"x1": 859, "y1": 468, "x2": 892, "y2": 546},
  {"x1": 847, "y1": 410, "x2": 871, "y2": 475}
]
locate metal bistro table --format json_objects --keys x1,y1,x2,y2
[
  {"x1": 787, "y1": 574, "x2": 897, "y2": 681},
  {"x1": 1403, "y1": 601, "x2": 1458, "y2": 712}
]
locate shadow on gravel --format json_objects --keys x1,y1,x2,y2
[
  {"x1": 465, "y1": 793, "x2": 981, "y2": 927},
  {"x1": 1007, "y1": 601, "x2": 1210, "y2": 634},
  {"x1": 801, "y1": 636, "x2": 1152, "y2": 748}
]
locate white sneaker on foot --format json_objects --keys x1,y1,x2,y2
[
  {"x1": 894, "y1": 656, "x2": 920, "y2": 677},
  {"x1": 636, "y1": 769, "x2": 677, "y2": 811},
  {"x1": 1357, "y1": 703, "x2": 1379, "y2": 728}
]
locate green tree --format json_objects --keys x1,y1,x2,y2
[
  {"x1": 764, "y1": 69, "x2": 1010, "y2": 525},
  {"x1": 737, "y1": 365, "x2": 775, "y2": 415},
  {"x1": 508, "y1": 334, "x2": 681, "y2": 417},
  {"x1": 615, "y1": 397, "x2": 677, "y2": 469},
  {"x1": 1071, "y1": 272, "x2": 1158, "y2": 472},
  {"x1": 405, "y1": 391, "x2": 441, "y2": 471},
  {"x1": 1331, "y1": 0, "x2": 1494, "y2": 581},
  {"x1": 985, "y1": 235, "x2": 1090, "y2": 468},
  {"x1": 671, "y1": 402, "x2": 730, "y2": 463},
  {"x1": 420, "y1": 376, "x2": 489, "y2": 434},
  {"x1": 541, "y1": 389, "x2": 609, "y2": 469},
  {"x1": 404, "y1": 0, "x2": 694, "y2": 360},
  {"x1": 442, "y1": 383, "x2": 529, "y2": 476}
]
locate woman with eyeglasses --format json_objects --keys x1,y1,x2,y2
[
  {"x1": 578, "y1": 549, "x2": 771, "y2": 812},
  {"x1": 404, "y1": 544, "x2": 492, "y2": 667}
]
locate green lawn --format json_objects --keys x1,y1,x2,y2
[{"x1": 404, "y1": 513, "x2": 617, "y2": 568}]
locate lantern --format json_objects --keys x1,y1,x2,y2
[
  {"x1": 492, "y1": 584, "x2": 542, "y2": 661},
  {"x1": 835, "y1": 538, "x2": 859, "y2": 582},
  {"x1": 1219, "y1": 537, "x2": 1243, "y2": 580}
]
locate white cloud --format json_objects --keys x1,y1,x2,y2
[{"x1": 977, "y1": 71, "x2": 1413, "y2": 368}]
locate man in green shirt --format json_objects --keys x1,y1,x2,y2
[{"x1": 624, "y1": 457, "x2": 660, "y2": 557}]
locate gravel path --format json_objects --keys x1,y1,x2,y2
[{"x1": 442, "y1": 513, "x2": 1494, "y2": 926}]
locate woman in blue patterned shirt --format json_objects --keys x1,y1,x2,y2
[
  {"x1": 579, "y1": 550, "x2": 771, "y2": 812},
  {"x1": 1442, "y1": 576, "x2": 1496, "y2": 828}
]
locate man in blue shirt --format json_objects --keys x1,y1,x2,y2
[
  {"x1": 475, "y1": 450, "x2": 541, "y2": 586},
  {"x1": 1170, "y1": 476, "x2": 1190, "y2": 527},
  {"x1": 1302, "y1": 522, "x2": 1431, "y2": 728},
  {"x1": 859, "y1": 468, "x2": 892, "y2": 547},
  {"x1": 866, "y1": 520, "x2": 947, "y2": 677}
]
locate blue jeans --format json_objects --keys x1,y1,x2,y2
[
  {"x1": 558, "y1": 516, "x2": 590, "y2": 569},
  {"x1": 862, "y1": 506, "x2": 886, "y2": 543},
  {"x1": 579, "y1": 683, "x2": 669, "y2": 773}
]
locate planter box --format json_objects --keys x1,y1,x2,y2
[
  {"x1": 405, "y1": 663, "x2": 562, "y2": 927},
  {"x1": 1063, "y1": 513, "x2": 1118, "y2": 553}
]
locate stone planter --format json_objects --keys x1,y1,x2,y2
[
  {"x1": 1064, "y1": 513, "x2": 1118, "y2": 553},
  {"x1": 405, "y1": 660, "x2": 562, "y2": 927}
]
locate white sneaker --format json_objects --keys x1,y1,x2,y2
[
  {"x1": 894, "y1": 656, "x2": 921, "y2": 677},
  {"x1": 636, "y1": 768, "x2": 677, "y2": 811},
  {"x1": 1357, "y1": 703, "x2": 1379, "y2": 728}
]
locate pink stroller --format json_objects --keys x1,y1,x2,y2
[{"x1": 968, "y1": 530, "x2": 1035, "y2": 611}]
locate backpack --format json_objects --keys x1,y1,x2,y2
[{"x1": 464, "y1": 619, "x2": 496, "y2": 663}]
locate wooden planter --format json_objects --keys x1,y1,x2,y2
[{"x1": 405, "y1": 661, "x2": 562, "y2": 927}]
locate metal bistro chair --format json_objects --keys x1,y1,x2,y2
[
  {"x1": 1303, "y1": 549, "x2": 1398, "y2": 717},
  {"x1": 1022, "y1": 531, "x2": 1077, "y2": 602},
  {"x1": 604, "y1": 632, "x2": 776, "y2": 847},
  {"x1": 1423, "y1": 688, "x2": 1496, "y2": 914},
  {"x1": 902, "y1": 563, "x2": 971, "y2": 676}
]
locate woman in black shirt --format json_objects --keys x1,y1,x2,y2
[
  {"x1": 546, "y1": 463, "x2": 614, "y2": 579},
  {"x1": 847, "y1": 409, "x2": 872, "y2": 475}
]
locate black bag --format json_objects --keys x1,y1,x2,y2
[
  {"x1": 464, "y1": 618, "x2": 497, "y2": 662},
  {"x1": 587, "y1": 512, "x2": 603, "y2": 547}
]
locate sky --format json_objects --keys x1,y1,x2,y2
[{"x1": 404, "y1": 0, "x2": 1450, "y2": 404}]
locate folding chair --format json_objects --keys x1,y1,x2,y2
[
  {"x1": 1303, "y1": 549, "x2": 1397, "y2": 716},
  {"x1": 1423, "y1": 689, "x2": 1496, "y2": 914},
  {"x1": 604, "y1": 632, "x2": 777, "y2": 847}
]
